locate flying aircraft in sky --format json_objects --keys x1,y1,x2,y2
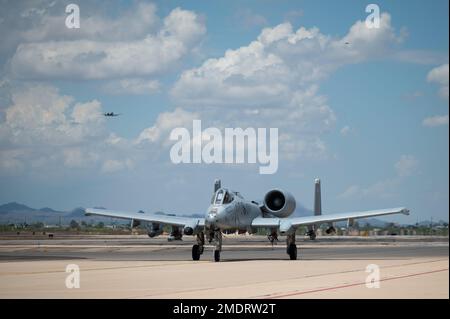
[
  {"x1": 85, "y1": 179, "x2": 410, "y2": 262},
  {"x1": 103, "y1": 112, "x2": 121, "y2": 117}
]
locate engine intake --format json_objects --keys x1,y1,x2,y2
[{"x1": 263, "y1": 189, "x2": 296, "y2": 218}]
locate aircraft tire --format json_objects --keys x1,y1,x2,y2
[
  {"x1": 214, "y1": 250, "x2": 220, "y2": 262},
  {"x1": 192, "y1": 245, "x2": 201, "y2": 261},
  {"x1": 288, "y1": 244, "x2": 297, "y2": 260}
]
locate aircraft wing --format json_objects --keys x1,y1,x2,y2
[
  {"x1": 85, "y1": 208, "x2": 205, "y2": 228},
  {"x1": 252, "y1": 207, "x2": 409, "y2": 231}
]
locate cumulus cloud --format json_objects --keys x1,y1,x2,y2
[
  {"x1": 135, "y1": 108, "x2": 198, "y2": 146},
  {"x1": 427, "y1": 63, "x2": 449, "y2": 100},
  {"x1": 172, "y1": 13, "x2": 405, "y2": 105},
  {"x1": 168, "y1": 13, "x2": 405, "y2": 160},
  {"x1": 10, "y1": 6, "x2": 206, "y2": 80},
  {"x1": 422, "y1": 64, "x2": 448, "y2": 128},
  {"x1": 20, "y1": 2, "x2": 160, "y2": 43},
  {"x1": 102, "y1": 78, "x2": 160, "y2": 95},
  {"x1": 0, "y1": 84, "x2": 139, "y2": 175}
]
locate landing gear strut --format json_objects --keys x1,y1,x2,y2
[
  {"x1": 306, "y1": 229, "x2": 316, "y2": 240},
  {"x1": 286, "y1": 234, "x2": 297, "y2": 260},
  {"x1": 268, "y1": 230, "x2": 278, "y2": 247},
  {"x1": 213, "y1": 230, "x2": 222, "y2": 262},
  {"x1": 192, "y1": 232, "x2": 205, "y2": 261}
]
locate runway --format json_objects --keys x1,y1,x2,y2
[{"x1": 0, "y1": 235, "x2": 448, "y2": 298}]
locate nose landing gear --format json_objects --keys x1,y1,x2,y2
[
  {"x1": 213, "y1": 230, "x2": 222, "y2": 262},
  {"x1": 194, "y1": 229, "x2": 222, "y2": 262}
]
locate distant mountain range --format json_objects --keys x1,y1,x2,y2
[
  {"x1": 0, "y1": 202, "x2": 116, "y2": 225},
  {"x1": 0, "y1": 202, "x2": 206, "y2": 225},
  {"x1": 0, "y1": 202, "x2": 446, "y2": 227}
]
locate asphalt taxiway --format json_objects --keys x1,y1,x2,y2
[{"x1": 0, "y1": 235, "x2": 448, "y2": 298}]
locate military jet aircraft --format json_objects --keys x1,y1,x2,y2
[
  {"x1": 104, "y1": 112, "x2": 121, "y2": 117},
  {"x1": 85, "y1": 179, "x2": 409, "y2": 262}
]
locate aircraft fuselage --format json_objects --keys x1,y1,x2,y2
[{"x1": 205, "y1": 189, "x2": 261, "y2": 231}]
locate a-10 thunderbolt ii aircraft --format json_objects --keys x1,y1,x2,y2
[{"x1": 85, "y1": 179, "x2": 410, "y2": 262}]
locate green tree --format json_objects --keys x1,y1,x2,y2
[
  {"x1": 32, "y1": 222, "x2": 44, "y2": 229},
  {"x1": 70, "y1": 220, "x2": 79, "y2": 229}
]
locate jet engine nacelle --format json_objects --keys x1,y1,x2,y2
[
  {"x1": 262, "y1": 189, "x2": 296, "y2": 218},
  {"x1": 146, "y1": 222, "x2": 163, "y2": 238}
]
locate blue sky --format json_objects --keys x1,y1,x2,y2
[{"x1": 0, "y1": 0, "x2": 448, "y2": 224}]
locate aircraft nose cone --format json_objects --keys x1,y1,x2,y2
[{"x1": 206, "y1": 207, "x2": 220, "y2": 227}]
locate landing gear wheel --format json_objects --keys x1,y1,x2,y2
[
  {"x1": 214, "y1": 249, "x2": 220, "y2": 262},
  {"x1": 287, "y1": 244, "x2": 297, "y2": 260},
  {"x1": 307, "y1": 230, "x2": 316, "y2": 240},
  {"x1": 192, "y1": 244, "x2": 201, "y2": 261}
]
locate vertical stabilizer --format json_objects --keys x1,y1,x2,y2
[
  {"x1": 214, "y1": 179, "x2": 221, "y2": 193},
  {"x1": 314, "y1": 178, "x2": 321, "y2": 216}
]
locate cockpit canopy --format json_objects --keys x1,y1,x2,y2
[{"x1": 211, "y1": 188, "x2": 241, "y2": 205}]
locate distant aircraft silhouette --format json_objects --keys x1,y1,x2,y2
[{"x1": 104, "y1": 112, "x2": 121, "y2": 117}]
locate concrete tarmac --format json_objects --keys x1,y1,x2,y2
[{"x1": 0, "y1": 235, "x2": 448, "y2": 298}]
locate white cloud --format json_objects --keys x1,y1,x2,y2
[
  {"x1": 21, "y1": 3, "x2": 160, "y2": 43},
  {"x1": 135, "y1": 108, "x2": 198, "y2": 146},
  {"x1": 0, "y1": 84, "x2": 138, "y2": 175},
  {"x1": 10, "y1": 7, "x2": 206, "y2": 80},
  {"x1": 102, "y1": 78, "x2": 160, "y2": 95},
  {"x1": 427, "y1": 63, "x2": 449, "y2": 100},
  {"x1": 169, "y1": 13, "x2": 404, "y2": 160},
  {"x1": 101, "y1": 159, "x2": 134, "y2": 173},
  {"x1": 71, "y1": 100, "x2": 103, "y2": 124},
  {"x1": 63, "y1": 147, "x2": 99, "y2": 168},
  {"x1": 395, "y1": 155, "x2": 419, "y2": 177},
  {"x1": 423, "y1": 114, "x2": 449, "y2": 127}
]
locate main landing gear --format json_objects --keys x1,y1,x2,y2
[
  {"x1": 286, "y1": 233, "x2": 298, "y2": 260},
  {"x1": 192, "y1": 232, "x2": 205, "y2": 261},
  {"x1": 306, "y1": 229, "x2": 316, "y2": 240},
  {"x1": 268, "y1": 230, "x2": 278, "y2": 247}
]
